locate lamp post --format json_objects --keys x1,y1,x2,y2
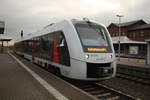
[{"x1": 116, "y1": 14, "x2": 123, "y2": 61}]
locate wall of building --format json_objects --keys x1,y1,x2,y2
[
  {"x1": 114, "y1": 43, "x2": 147, "y2": 58},
  {"x1": 108, "y1": 20, "x2": 147, "y2": 41},
  {"x1": 108, "y1": 20, "x2": 148, "y2": 59},
  {"x1": 128, "y1": 29, "x2": 150, "y2": 41}
]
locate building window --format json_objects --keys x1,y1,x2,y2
[
  {"x1": 144, "y1": 33, "x2": 148, "y2": 37},
  {"x1": 133, "y1": 32, "x2": 136, "y2": 38},
  {"x1": 140, "y1": 31, "x2": 144, "y2": 37},
  {"x1": 120, "y1": 32, "x2": 122, "y2": 36},
  {"x1": 112, "y1": 33, "x2": 114, "y2": 36},
  {"x1": 116, "y1": 33, "x2": 118, "y2": 36},
  {"x1": 122, "y1": 32, "x2": 125, "y2": 35},
  {"x1": 129, "y1": 33, "x2": 132, "y2": 37},
  {"x1": 148, "y1": 33, "x2": 150, "y2": 37},
  {"x1": 129, "y1": 46, "x2": 139, "y2": 55},
  {"x1": 113, "y1": 33, "x2": 115, "y2": 36}
]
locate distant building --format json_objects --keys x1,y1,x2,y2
[
  {"x1": 107, "y1": 19, "x2": 150, "y2": 58},
  {"x1": 0, "y1": 21, "x2": 5, "y2": 34}
]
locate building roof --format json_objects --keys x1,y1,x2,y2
[
  {"x1": 129, "y1": 23, "x2": 150, "y2": 30},
  {"x1": 108, "y1": 19, "x2": 146, "y2": 28},
  {"x1": 112, "y1": 36, "x2": 146, "y2": 44},
  {"x1": 0, "y1": 21, "x2": 5, "y2": 28},
  {"x1": 113, "y1": 19, "x2": 145, "y2": 27}
]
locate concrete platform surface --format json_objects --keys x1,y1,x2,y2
[
  {"x1": 0, "y1": 53, "x2": 58, "y2": 100},
  {"x1": 117, "y1": 57, "x2": 150, "y2": 68},
  {"x1": 0, "y1": 53, "x2": 95, "y2": 100}
]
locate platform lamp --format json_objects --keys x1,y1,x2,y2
[{"x1": 116, "y1": 14, "x2": 123, "y2": 61}]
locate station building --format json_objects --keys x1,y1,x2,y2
[{"x1": 107, "y1": 19, "x2": 150, "y2": 58}]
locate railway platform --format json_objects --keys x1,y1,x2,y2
[
  {"x1": 116, "y1": 57, "x2": 150, "y2": 83},
  {"x1": 117, "y1": 57, "x2": 149, "y2": 68},
  {"x1": 0, "y1": 53, "x2": 95, "y2": 100}
]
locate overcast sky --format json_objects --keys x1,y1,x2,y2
[{"x1": 0, "y1": 0, "x2": 150, "y2": 40}]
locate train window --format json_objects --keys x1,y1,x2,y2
[
  {"x1": 33, "y1": 38, "x2": 38, "y2": 56},
  {"x1": 39, "y1": 35, "x2": 51, "y2": 59},
  {"x1": 40, "y1": 35, "x2": 48, "y2": 51},
  {"x1": 23, "y1": 40, "x2": 32, "y2": 54},
  {"x1": 75, "y1": 24, "x2": 109, "y2": 47}
]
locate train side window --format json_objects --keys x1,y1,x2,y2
[
  {"x1": 40, "y1": 35, "x2": 50, "y2": 59},
  {"x1": 55, "y1": 32, "x2": 65, "y2": 47}
]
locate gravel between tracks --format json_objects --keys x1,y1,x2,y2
[{"x1": 99, "y1": 77, "x2": 150, "y2": 100}]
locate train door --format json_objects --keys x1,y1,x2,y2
[{"x1": 47, "y1": 31, "x2": 70, "y2": 66}]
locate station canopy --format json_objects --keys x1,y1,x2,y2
[{"x1": 0, "y1": 34, "x2": 12, "y2": 41}]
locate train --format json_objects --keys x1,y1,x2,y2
[{"x1": 14, "y1": 18, "x2": 116, "y2": 81}]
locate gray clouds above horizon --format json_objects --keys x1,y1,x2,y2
[{"x1": 0, "y1": 0, "x2": 150, "y2": 40}]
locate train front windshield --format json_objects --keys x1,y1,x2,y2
[{"x1": 75, "y1": 23, "x2": 112, "y2": 53}]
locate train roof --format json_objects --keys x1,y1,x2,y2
[
  {"x1": 15, "y1": 19, "x2": 70, "y2": 42},
  {"x1": 15, "y1": 19, "x2": 105, "y2": 43}
]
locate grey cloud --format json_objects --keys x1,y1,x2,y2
[{"x1": 0, "y1": 0, "x2": 150, "y2": 40}]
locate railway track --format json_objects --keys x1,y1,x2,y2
[
  {"x1": 68, "y1": 81, "x2": 138, "y2": 100},
  {"x1": 30, "y1": 58, "x2": 143, "y2": 100},
  {"x1": 14, "y1": 53, "x2": 144, "y2": 100},
  {"x1": 116, "y1": 73, "x2": 150, "y2": 85},
  {"x1": 117, "y1": 64, "x2": 150, "y2": 85}
]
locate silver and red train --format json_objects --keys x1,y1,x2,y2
[{"x1": 14, "y1": 18, "x2": 116, "y2": 81}]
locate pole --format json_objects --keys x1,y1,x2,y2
[
  {"x1": 116, "y1": 15, "x2": 123, "y2": 61},
  {"x1": 2, "y1": 41, "x2": 3, "y2": 53},
  {"x1": 118, "y1": 17, "x2": 121, "y2": 61}
]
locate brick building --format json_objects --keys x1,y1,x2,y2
[
  {"x1": 108, "y1": 19, "x2": 147, "y2": 39},
  {"x1": 129, "y1": 24, "x2": 150, "y2": 41},
  {"x1": 107, "y1": 19, "x2": 150, "y2": 58}
]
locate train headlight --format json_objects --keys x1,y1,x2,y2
[
  {"x1": 109, "y1": 54, "x2": 113, "y2": 58},
  {"x1": 85, "y1": 54, "x2": 90, "y2": 59}
]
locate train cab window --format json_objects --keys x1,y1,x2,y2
[
  {"x1": 76, "y1": 24, "x2": 109, "y2": 47},
  {"x1": 75, "y1": 23, "x2": 112, "y2": 53}
]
